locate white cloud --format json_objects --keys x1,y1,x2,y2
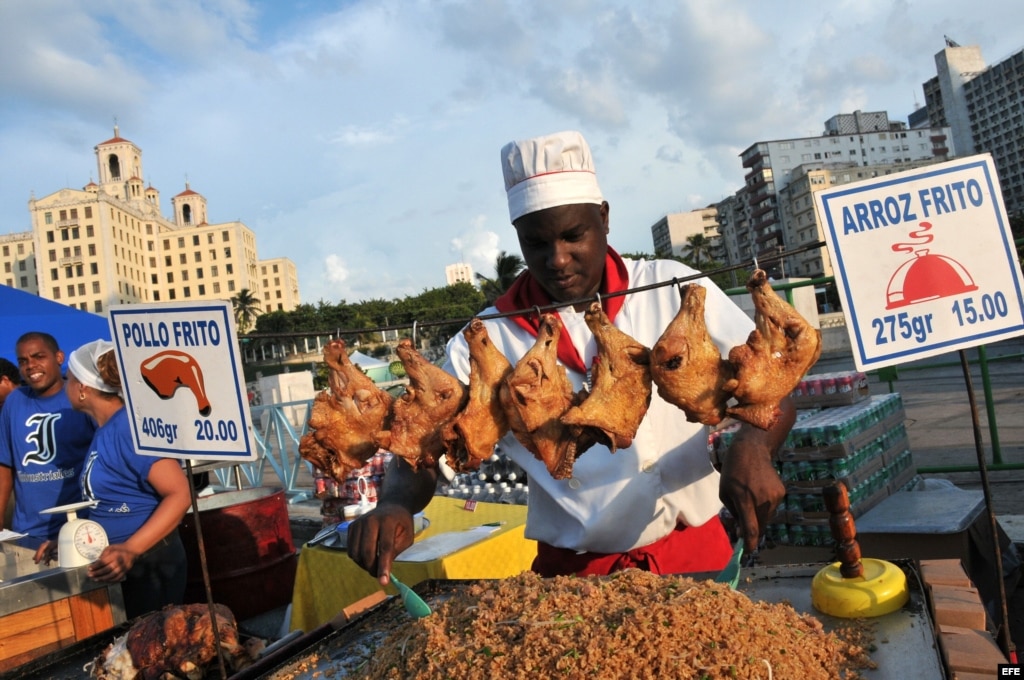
[
  {"x1": 2, "y1": 0, "x2": 1024, "y2": 308},
  {"x1": 324, "y1": 254, "x2": 349, "y2": 285}
]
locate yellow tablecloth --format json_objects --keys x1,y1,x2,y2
[{"x1": 289, "y1": 496, "x2": 536, "y2": 632}]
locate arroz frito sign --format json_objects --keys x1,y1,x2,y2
[
  {"x1": 815, "y1": 154, "x2": 1024, "y2": 372},
  {"x1": 108, "y1": 300, "x2": 257, "y2": 461}
]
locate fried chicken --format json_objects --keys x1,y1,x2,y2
[
  {"x1": 650, "y1": 283, "x2": 736, "y2": 426},
  {"x1": 724, "y1": 269, "x2": 822, "y2": 429},
  {"x1": 376, "y1": 339, "x2": 467, "y2": 470},
  {"x1": 299, "y1": 339, "x2": 394, "y2": 482},
  {"x1": 441, "y1": 319, "x2": 513, "y2": 472},
  {"x1": 561, "y1": 302, "x2": 652, "y2": 452},
  {"x1": 499, "y1": 314, "x2": 583, "y2": 480}
]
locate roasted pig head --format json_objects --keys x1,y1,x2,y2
[
  {"x1": 377, "y1": 339, "x2": 467, "y2": 470},
  {"x1": 92, "y1": 603, "x2": 260, "y2": 680},
  {"x1": 299, "y1": 339, "x2": 394, "y2": 482},
  {"x1": 561, "y1": 302, "x2": 652, "y2": 452},
  {"x1": 441, "y1": 319, "x2": 513, "y2": 472},
  {"x1": 724, "y1": 269, "x2": 822, "y2": 429},
  {"x1": 650, "y1": 283, "x2": 736, "y2": 426},
  {"x1": 499, "y1": 314, "x2": 583, "y2": 480}
]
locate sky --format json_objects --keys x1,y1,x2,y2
[{"x1": 2, "y1": 0, "x2": 1023, "y2": 306}]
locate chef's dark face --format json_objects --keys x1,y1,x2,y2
[{"x1": 514, "y1": 201, "x2": 609, "y2": 307}]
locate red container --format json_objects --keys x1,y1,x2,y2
[{"x1": 179, "y1": 487, "x2": 297, "y2": 621}]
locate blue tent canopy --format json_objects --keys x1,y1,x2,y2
[{"x1": 0, "y1": 285, "x2": 111, "y2": 366}]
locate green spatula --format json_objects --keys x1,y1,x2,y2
[
  {"x1": 713, "y1": 539, "x2": 744, "y2": 589},
  {"x1": 389, "y1": 573, "x2": 432, "y2": 618}
]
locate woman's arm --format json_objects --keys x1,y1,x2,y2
[{"x1": 87, "y1": 458, "x2": 190, "y2": 582}]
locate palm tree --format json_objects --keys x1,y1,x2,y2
[
  {"x1": 475, "y1": 251, "x2": 525, "y2": 305},
  {"x1": 681, "y1": 233, "x2": 715, "y2": 271},
  {"x1": 231, "y1": 288, "x2": 261, "y2": 333}
]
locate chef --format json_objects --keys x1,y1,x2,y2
[{"x1": 348, "y1": 130, "x2": 795, "y2": 583}]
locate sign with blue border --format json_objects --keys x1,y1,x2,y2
[
  {"x1": 815, "y1": 154, "x2": 1024, "y2": 371},
  {"x1": 107, "y1": 300, "x2": 257, "y2": 461}
]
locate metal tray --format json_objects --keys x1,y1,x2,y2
[{"x1": 241, "y1": 560, "x2": 945, "y2": 680}]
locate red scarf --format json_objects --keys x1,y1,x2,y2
[
  {"x1": 494, "y1": 247, "x2": 629, "y2": 374},
  {"x1": 531, "y1": 516, "x2": 733, "y2": 577}
]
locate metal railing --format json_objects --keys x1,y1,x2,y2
[{"x1": 209, "y1": 399, "x2": 316, "y2": 503}]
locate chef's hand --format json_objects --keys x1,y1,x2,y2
[
  {"x1": 88, "y1": 544, "x2": 137, "y2": 583},
  {"x1": 346, "y1": 502, "x2": 416, "y2": 586},
  {"x1": 719, "y1": 448, "x2": 785, "y2": 553},
  {"x1": 718, "y1": 398, "x2": 795, "y2": 554},
  {"x1": 34, "y1": 540, "x2": 58, "y2": 565}
]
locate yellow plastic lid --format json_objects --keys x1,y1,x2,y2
[{"x1": 811, "y1": 557, "x2": 910, "y2": 618}]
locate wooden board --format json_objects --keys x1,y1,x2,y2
[{"x1": 0, "y1": 589, "x2": 114, "y2": 669}]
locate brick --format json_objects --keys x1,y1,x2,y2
[
  {"x1": 920, "y1": 558, "x2": 972, "y2": 588},
  {"x1": 937, "y1": 624, "x2": 1007, "y2": 674},
  {"x1": 929, "y1": 584, "x2": 988, "y2": 631}
]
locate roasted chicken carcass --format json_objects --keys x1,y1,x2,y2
[
  {"x1": 561, "y1": 302, "x2": 652, "y2": 452},
  {"x1": 499, "y1": 314, "x2": 584, "y2": 480},
  {"x1": 376, "y1": 339, "x2": 467, "y2": 470},
  {"x1": 299, "y1": 339, "x2": 394, "y2": 482},
  {"x1": 90, "y1": 603, "x2": 262, "y2": 680},
  {"x1": 441, "y1": 319, "x2": 513, "y2": 472},
  {"x1": 724, "y1": 269, "x2": 822, "y2": 429},
  {"x1": 650, "y1": 283, "x2": 736, "y2": 426}
]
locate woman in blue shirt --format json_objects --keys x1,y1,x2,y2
[{"x1": 59, "y1": 339, "x2": 190, "y2": 619}]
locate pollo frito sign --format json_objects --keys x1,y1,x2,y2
[
  {"x1": 814, "y1": 154, "x2": 1024, "y2": 371},
  {"x1": 108, "y1": 301, "x2": 257, "y2": 461}
]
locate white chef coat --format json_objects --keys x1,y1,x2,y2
[{"x1": 443, "y1": 258, "x2": 754, "y2": 554}]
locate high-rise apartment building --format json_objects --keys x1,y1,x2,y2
[
  {"x1": 445, "y1": 262, "x2": 474, "y2": 286},
  {"x1": 917, "y1": 39, "x2": 1024, "y2": 215},
  {"x1": 3, "y1": 127, "x2": 298, "y2": 317},
  {"x1": 731, "y1": 111, "x2": 954, "y2": 275},
  {"x1": 650, "y1": 208, "x2": 724, "y2": 262},
  {"x1": 776, "y1": 157, "x2": 950, "y2": 280}
]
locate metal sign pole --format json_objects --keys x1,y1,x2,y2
[
  {"x1": 185, "y1": 459, "x2": 228, "y2": 680},
  {"x1": 957, "y1": 349, "x2": 1012, "y2": 660}
]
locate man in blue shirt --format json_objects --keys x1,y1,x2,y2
[{"x1": 0, "y1": 332, "x2": 96, "y2": 550}]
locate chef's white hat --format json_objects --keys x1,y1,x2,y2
[
  {"x1": 68, "y1": 339, "x2": 118, "y2": 394},
  {"x1": 501, "y1": 130, "x2": 604, "y2": 223}
]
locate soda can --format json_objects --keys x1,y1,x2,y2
[
  {"x1": 775, "y1": 523, "x2": 790, "y2": 545},
  {"x1": 790, "y1": 524, "x2": 806, "y2": 546},
  {"x1": 797, "y1": 460, "x2": 814, "y2": 481},
  {"x1": 812, "y1": 460, "x2": 832, "y2": 480}
]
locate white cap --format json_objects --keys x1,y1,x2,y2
[
  {"x1": 67, "y1": 339, "x2": 118, "y2": 394},
  {"x1": 501, "y1": 130, "x2": 604, "y2": 223}
]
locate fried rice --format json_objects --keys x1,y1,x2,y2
[{"x1": 356, "y1": 569, "x2": 875, "y2": 679}]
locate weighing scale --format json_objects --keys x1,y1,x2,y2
[{"x1": 39, "y1": 500, "x2": 107, "y2": 568}]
